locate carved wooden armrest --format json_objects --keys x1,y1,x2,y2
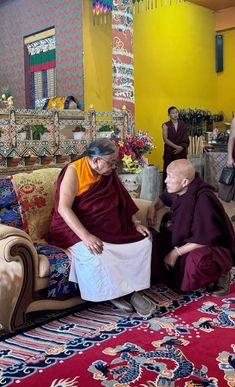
[{"x1": 0, "y1": 226, "x2": 39, "y2": 332}]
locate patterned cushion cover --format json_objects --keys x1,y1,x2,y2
[
  {"x1": 34, "y1": 243, "x2": 78, "y2": 298},
  {"x1": 0, "y1": 170, "x2": 77, "y2": 299},
  {"x1": 11, "y1": 168, "x2": 61, "y2": 240},
  {"x1": 0, "y1": 177, "x2": 23, "y2": 229}
]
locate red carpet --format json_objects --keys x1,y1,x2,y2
[{"x1": 1, "y1": 273, "x2": 235, "y2": 387}]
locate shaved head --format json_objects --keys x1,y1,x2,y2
[{"x1": 167, "y1": 159, "x2": 196, "y2": 181}]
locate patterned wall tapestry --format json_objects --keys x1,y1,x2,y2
[
  {"x1": 112, "y1": 0, "x2": 135, "y2": 133},
  {"x1": 0, "y1": 0, "x2": 84, "y2": 108}
]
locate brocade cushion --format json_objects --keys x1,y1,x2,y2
[
  {"x1": 0, "y1": 177, "x2": 23, "y2": 229},
  {"x1": 34, "y1": 243, "x2": 78, "y2": 298},
  {"x1": 11, "y1": 168, "x2": 61, "y2": 240}
]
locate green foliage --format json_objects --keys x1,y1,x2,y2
[
  {"x1": 21, "y1": 124, "x2": 49, "y2": 140},
  {"x1": 98, "y1": 124, "x2": 113, "y2": 132}
]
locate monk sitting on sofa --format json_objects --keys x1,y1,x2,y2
[{"x1": 49, "y1": 138, "x2": 156, "y2": 318}]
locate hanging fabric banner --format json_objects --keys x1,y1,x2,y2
[{"x1": 112, "y1": 0, "x2": 135, "y2": 134}]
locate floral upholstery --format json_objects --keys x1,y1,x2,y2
[
  {"x1": 11, "y1": 168, "x2": 61, "y2": 240},
  {"x1": 0, "y1": 177, "x2": 23, "y2": 229},
  {"x1": 35, "y1": 243, "x2": 78, "y2": 298},
  {"x1": 0, "y1": 168, "x2": 78, "y2": 299}
]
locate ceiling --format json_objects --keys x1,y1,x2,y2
[{"x1": 188, "y1": 0, "x2": 235, "y2": 11}]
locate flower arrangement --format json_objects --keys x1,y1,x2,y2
[
  {"x1": 113, "y1": 130, "x2": 155, "y2": 173},
  {"x1": 0, "y1": 86, "x2": 13, "y2": 108}
]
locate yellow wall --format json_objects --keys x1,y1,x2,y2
[
  {"x1": 83, "y1": 1, "x2": 220, "y2": 170},
  {"x1": 217, "y1": 29, "x2": 235, "y2": 122},
  {"x1": 133, "y1": 2, "x2": 218, "y2": 168},
  {"x1": 83, "y1": 0, "x2": 112, "y2": 111}
]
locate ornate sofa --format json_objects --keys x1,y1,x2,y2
[{"x1": 0, "y1": 167, "x2": 155, "y2": 332}]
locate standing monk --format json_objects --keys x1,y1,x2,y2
[
  {"x1": 162, "y1": 106, "x2": 189, "y2": 186},
  {"x1": 147, "y1": 159, "x2": 235, "y2": 296}
]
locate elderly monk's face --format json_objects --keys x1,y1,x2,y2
[
  {"x1": 96, "y1": 150, "x2": 119, "y2": 176},
  {"x1": 165, "y1": 168, "x2": 186, "y2": 194}
]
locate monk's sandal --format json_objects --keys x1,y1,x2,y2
[{"x1": 130, "y1": 292, "x2": 156, "y2": 318}]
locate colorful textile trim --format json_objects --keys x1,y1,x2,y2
[
  {"x1": 29, "y1": 60, "x2": 56, "y2": 73},
  {"x1": 92, "y1": 0, "x2": 112, "y2": 15},
  {"x1": 34, "y1": 243, "x2": 78, "y2": 298},
  {"x1": 27, "y1": 36, "x2": 55, "y2": 56},
  {"x1": 29, "y1": 50, "x2": 56, "y2": 72},
  {"x1": 91, "y1": 0, "x2": 185, "y2": 15},
  {"x1": 0, "y1": 177, "x2": 23, "y2": 229}
]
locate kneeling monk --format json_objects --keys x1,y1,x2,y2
[
  {"x1": 147, "y1": 159, "x2": 235, "y2": 295},
  {"x1": 49, "y1": 138, "x2": 155, "y2": 317}
]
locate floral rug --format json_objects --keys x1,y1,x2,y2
[{"x1": 1, "y1": 273, "x2": 235, "y2": 387}]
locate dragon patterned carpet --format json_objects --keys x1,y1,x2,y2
[{"x1": 0, "y1": 271, "x2": 235, "y2": 387}]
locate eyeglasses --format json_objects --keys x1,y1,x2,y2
[{"x1": 98, "y1": 157, "x2": 117, "y2": 167}]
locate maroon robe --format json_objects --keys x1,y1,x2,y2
[
  {"x1": 156, "y1": 174, "x2": 235, "y2": 291},
  {"x1": 49, "y1": 164, "x2": 145, "y2": 249},
  {"x1": 163, "y1": 119, "x2": 189, "y2": 184}
]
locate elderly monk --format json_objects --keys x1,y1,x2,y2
[
  {"x1": 162, "y1": 106, "x2": 189, "y2": 187},
  {"x1": 147, "y1": 159, "x2": 235, "y2": 296},
  {"x1": 49, "y1": 138, "x2": 156, "y2": 317}
]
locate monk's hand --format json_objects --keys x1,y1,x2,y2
[
  {"x1": 146, "y1": 204, "x2": 157, "y2": 226},
  {"x1": 83, "y1": 233, "x2": 104, "y2": 255},
  {"x1": 164, "y1": 250, "x2": 178, "y2": 270},
  {"x1": 173, "y1": 145, "x2": 183, "y2": 154},
  {"x1": 135, "y1": 224, "x2": 152, "y2": 241}
]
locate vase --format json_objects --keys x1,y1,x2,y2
[
  {"x1": 139, "y1": 164, "x2": 161, "y2": 200},
  {"x1": 118, "y1": 172, "x2": 142, "y2": 198}
]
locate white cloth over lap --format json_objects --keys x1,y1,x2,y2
[{"x1": 68, "y1": 237, "x2": 152, "y2": 302}]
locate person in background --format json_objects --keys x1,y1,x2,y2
[
  {"x1": 162, "y1": 106, "x2": 189, "y2": 187},
  {"x1": 227, "y1": 116, "x2": 235, "y2": 221},
  {"x1": 49, "y1": 138, "x2": 156, "y2": 318},
  {"x1": 147, "y1": 159, "x2": 235, "y2": 296}
]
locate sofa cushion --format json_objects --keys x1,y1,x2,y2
[
  {"x1": 0, "y1": 177, "x2": 23, "y2": 229},
  {"x1": 34, "y1": 242, "x2": 78, "y2": 298},
  {"x1": 11, "y1": 168, "x2": 61, "y2": 240}
]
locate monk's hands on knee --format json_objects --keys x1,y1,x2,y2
[
  {"x1": 135, "y1": 224, "x2": 152, "y2": 241},
  {"x1": 146, "y1": 204, "x2": 157, "y2": 226},
  {"x1": 164, "y1": 250, "x2": 178, "y2": 270},
  {"x1": 83, "y1": 233, "x2": 104, "y2": 255}
]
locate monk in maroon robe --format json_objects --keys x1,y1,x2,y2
[
  {"x1": 162, "y1": 106, "x2": 189, "y2": 186},
  {"x1": 49, "y1": 138, "x2": 156, "y2": 318},
  {"x1": 147, "y1": 159, "x2": 235, "y2": 295}
]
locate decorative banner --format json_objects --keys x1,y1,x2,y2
[
  {"x1": 27, "y1": 36, "x2": 56, "y2": 55},
  {"x1": 112, "y1": 0, "x2": 135, "y2": 134},
  {"x1": 91, "y1": 0, "x2": 185, "y2": 18}
]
